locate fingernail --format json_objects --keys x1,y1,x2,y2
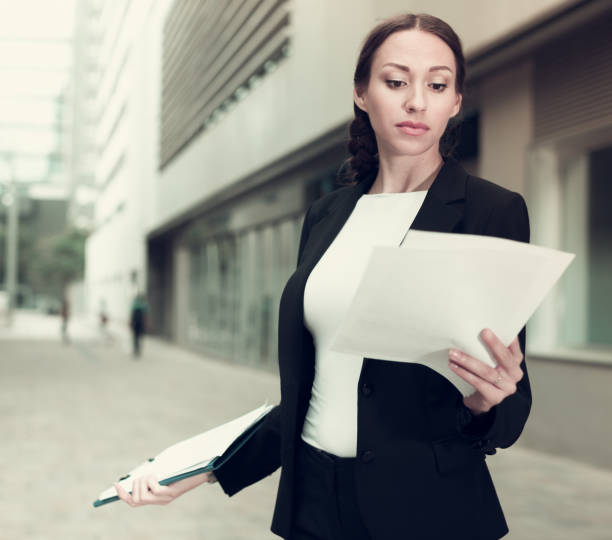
[
  {"x1": 449, "y1": 349, "x2": 460, "y2": 360},
  {"x1": 450, "y1": 362, "x2": 459, "y2": 370},
  {"x1": 482, "y1": 328, "x2": 492, "y2": 338}
]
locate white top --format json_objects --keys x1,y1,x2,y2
[{"x1": 301, "y1": 190, "x2": 428, "y2": 457}]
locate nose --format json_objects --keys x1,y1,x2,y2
[{"x1": 403, "y1": 85, "x2": 426, "y2": 112}]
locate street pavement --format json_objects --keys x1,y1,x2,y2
[
  {"x1": 1, "y1": 310, "x2": 611, "y2": 540},
  {"x1": 0, "y1": 309, "x2": 100, "y2": 341}
]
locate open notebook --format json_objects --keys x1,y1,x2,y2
[{"x1": 93, "y1": 403, "x2": 274, "y2": 507}]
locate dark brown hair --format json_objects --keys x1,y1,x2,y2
[{"x1": 342, "y1": 13, "x2": 466, "y2": 184}]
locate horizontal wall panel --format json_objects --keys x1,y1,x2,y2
[
  {"x1": 161, "y1": 0, "x2": 291, "y2": 169},
  {"x1": 534, "y1": 10, "x2": 612, "y2": 140}
]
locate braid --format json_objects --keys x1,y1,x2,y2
[
  {"x1": 339, "y1": 105, "x2": 378, "y2": 185},
  {"x1": 439, "y1": 116, "x2": 461, "y2": 158}
]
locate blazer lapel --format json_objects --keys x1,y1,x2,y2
[
  {"x1": 299, "y1": 178, "x2": 374, "y2": 271},
  {"x1": 299, "y1": 156, "x2": 468, "y2": 271},
  {"x1": 410, "y1": 156, "x2": 467, "y2": 233}
]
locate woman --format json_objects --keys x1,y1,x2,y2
[{"x1": 116, "y1": 13, "x2": 531, "y2": 540}]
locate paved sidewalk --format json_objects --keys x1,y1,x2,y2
[
  {"x1": 0, "y1": 309, "x2": 99, "y2": 341},
  {"x1": 1, "y1": 311, "x2": 611, "y2": 539},
  {"x1": 1, "y1": 334, "x2": 280, "y2": 540}
]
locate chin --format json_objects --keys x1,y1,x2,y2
[{"x1": 389, "y1": 140, "x2": 437, "y2": 158}]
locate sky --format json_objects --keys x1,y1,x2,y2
[
  {"x1": 0, "y1": 0, "x2": 76, "y2": 183},
  {"x1": 0, "y1": 0, "x2": 75, "y2": 40}
]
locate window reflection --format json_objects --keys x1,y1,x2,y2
[
  {"x1": 187, "y1": 213, "x2": 303, "y2": 367},
  {"x1": 528, "y1": 141, "x2": 612, "y2": 351}
]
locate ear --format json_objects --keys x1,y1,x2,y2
[
  {"x1": 353, "y1": 85, "x2": 368, "y2": 113},
  {"x1": 450, "y1": 92, "x2": 462, "y2": 118}
]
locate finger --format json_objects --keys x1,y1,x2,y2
[
  {"x1": 481, "y1": 329, "x2": 515, "y2": 371},
  {"x1": 132, "y1": 477, "x2": 144, "y2": 505},
  {"x1": 114, "y1": 482, "x2": 135, "y2": 507},
  {"x1": 449, "y1": 349, "x2": 504, "y2": 388},
  {"x1": 137, "y1": 481, "x2": 170, "y2": 505},
  {"x1": 504, "y1": 337, "x2": 526, "y2": 381},
  {"x1": 130, "y1": 479, "x2": 139, "y2": 505},
  {"x1": 508, "y1": 337, "x2": 525, "y2": 375},
  {"x1": 450, "y1": 362, "x2": 505, "y2": 404},
  {"x1": 508, "y1": 336, "x2": 523, "y2": 358},
  {"x1": 146, "y1": 477, "x2": 174, "y2": 504},
  {"x1": 147, "y1": 476, "x2": 170, "y2": 497},
  {"x1": 490, "y1": 367, "x2": 517, "y2": 394},
  {"x1": 449, "y1": 353, "x2": 517, "y2": 396}
]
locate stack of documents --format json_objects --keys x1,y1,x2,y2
[
  {"x1": 93, "y1": 403, "x2": 274, "y2": 507},
  {"x1": 330, "y1": 231, "x2": 574, "y2": 396}
]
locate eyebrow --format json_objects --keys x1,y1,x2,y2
[{"x1": 382, "y1": 62, "x2": 453, "y2": 74}]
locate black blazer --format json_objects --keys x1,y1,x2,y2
[{"x1": 215, "y1": 157, "x2": 532, "y2": 540}]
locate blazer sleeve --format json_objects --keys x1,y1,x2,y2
[
  {"x1": 214, "y1": 205, "x2": 315, "y2": 496},
  {"x1": 214, "y1": 405, "x2": 282, "y2": 496},
  {"x1": 457, "y1": 192, "x2": 532, "y2": 453}
]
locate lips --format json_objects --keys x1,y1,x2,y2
[
  {"x1": 397, "y1": 121, "x2": 429, "y2": 129},
  {"x1": 396, "y1": 121, "x2": 429, "y2": 136}
]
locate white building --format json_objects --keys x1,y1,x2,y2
[
  {"x1": 85, "y1": 0, "x2": 612, "y2": 468},
  {"x1": 68, "y1": 0, "x2": 102, "y2": 229},
  {"x1": 85, "y1": 0, "x2": 167, "y2": 324}
]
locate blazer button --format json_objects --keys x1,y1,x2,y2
[
  {"x1": 360, "y1": 450, "x2": 375, "y2": 463},
  {"x1": 361, "y1": 383, "x2": 373, "y2": 396}
]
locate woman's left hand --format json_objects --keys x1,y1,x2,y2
[{"x1": 448, "y1": 328, "x2": 524, "y2": 415}]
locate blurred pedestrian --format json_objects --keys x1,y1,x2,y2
[
  {"x1": 60, "y1": 295, "x2": 70, "y2": 344},
  {"x1": 129, "y1": 292, "x2": 148, "y2": 358},
  {"x1": 99, "y1": 299, "x2": 112, "y2": 344}
]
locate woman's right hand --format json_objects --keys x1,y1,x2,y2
[{"x1": 115, "y1": 471, "x2": 217, "y2": 507}]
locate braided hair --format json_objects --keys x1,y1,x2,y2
[
  {"x1": 344, "y1": 104, "x2": 379, "y2": 184},
  {"x1": 340, "y1": 13, "x2": 466, "y2": 185}
]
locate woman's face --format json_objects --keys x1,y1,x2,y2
[{"x1": 354, "y1": 29, "x2": 462, "y2": 159}]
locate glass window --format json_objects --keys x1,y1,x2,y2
[
  {"x1": 586, "y1": 147, "x2": 612, "y2": 346},
  {"x1": 184, "y1": 211, "x2": 306, "y2": 367},
  {"x1": 527, "y1": 140, "x2": 612, "y2": 352}
]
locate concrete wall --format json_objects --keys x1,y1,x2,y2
[
  {"x1": 478, "y1": 60, "x2": 534, "y2": 194},
  {"x1": 521, "y1": 354, "x2": 612, "y2": 470},
  {"x1": 381, "y1": 0, "x2": 571, "y2": 54}
]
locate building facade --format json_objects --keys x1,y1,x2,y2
[
  {"x1": 85, "y1": 0, "x2": 612, "y2": 467},
  {"x1": 68, "y1": 0, "x2": 102, "y2": 230},
  {"x1": 85, "y1": 0, "x2": 166, "y2": 326}
]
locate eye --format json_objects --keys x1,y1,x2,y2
[
  {"x1": 385, "y1": 79, "x2": 406, "y2": 89},
  {"x1": 430, "y1": 82, "x2": 447, "y2": 92}
]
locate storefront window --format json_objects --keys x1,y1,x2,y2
[
  {"x1": 527, "y1": 141, "x2": 612, "y2": 353},
  {"x1": 185, "y1": 212, "x2": 303, "y2": 367}
]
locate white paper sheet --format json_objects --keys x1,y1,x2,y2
[
  {"x1": 330, "y1": 231, "x2": 574, "y2": 396},
  {"x1": 96, "y1": 403, "x2": 274, "y2": 502}
]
